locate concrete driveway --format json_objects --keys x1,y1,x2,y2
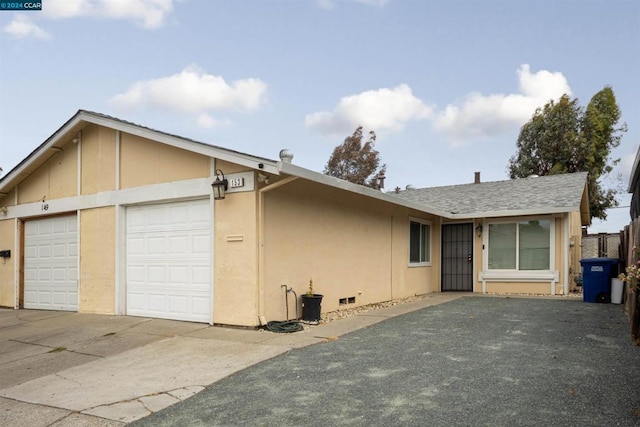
[
  {"x1": 130, "y1": 297, "x2": 640, "y2": 427},
  {"x1": 0, "y1": 293, "x2": 462, "y2": 426}
]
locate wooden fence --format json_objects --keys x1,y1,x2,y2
[{"x1": 620, "y1": 220, "x2": 640, "y2": 344}]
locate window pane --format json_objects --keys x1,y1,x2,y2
[
  {"x1": 489, "y1": 223, "x2": 516, "y2": 269},
  {"x1": 421, "y1": 224, "x2": 430, "y2": 262},
  {"x1": 409, "y1": 221, "x2": 421, "y2": 263},
  {"x1": 519, "y1": 220, "x2": 550, "y2": 270}
]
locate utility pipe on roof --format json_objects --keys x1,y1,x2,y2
[{"x1": 256, "y1": 175, "x2": 299, "y2": 325}]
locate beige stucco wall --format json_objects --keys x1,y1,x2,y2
[
  {"x1": 120, "y1": 132, "x2": 210, "y2": 189},
  {"x1": 261, "y1": 179, "x2": 438, "y2": 323},
  {"x1": 81, "y1": 125, "x2": 117, "y2": 194},
  {"x1": 0, "y1": 187, "x2": 16, "y2": 207},
  {"x1": 486, "y1": 282, "x2": 555, "y2": 294},
  {"x1": 79, "y1": 207, "x2": 116, "y2": 314},
  {"x1": 215, "y1": 159, "x2": 252, "y2": 174},
  {"x1": 214, "y1": 190, "x2": 258, "y2": 326},
  {"x1": 0, "y1": 219, "x2": 15, "y2": 307},
  {"x1": 18, "y1": 144, "x2": 78, "y2": 204}
]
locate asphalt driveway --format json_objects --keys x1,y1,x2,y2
[{"x1": 132, "y1": 297, "x2": 640, "y2": 426}]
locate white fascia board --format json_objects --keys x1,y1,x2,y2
[
  {"x1": 449, "y1": 206, "x2": 579, "y2": 220},
  {"x1": 277, "y1": 161, "x2": 453, "y2": 218},
  {"x1": 79, "y1": 112, "x2": 280, "y2": 175},
  {"x1": 2, "y1": 177, "x2": 212, "y2": 219}
]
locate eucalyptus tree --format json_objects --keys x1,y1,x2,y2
[{"x1": 508, "y1": 86, "x2": 626, "y2": 220}]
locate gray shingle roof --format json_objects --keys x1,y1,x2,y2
[{"x1": 392, "y1": 172, "x2": 589, "y2": 218}]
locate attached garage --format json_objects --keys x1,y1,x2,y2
[
  {"x1": 125, "y1": 199, "x2": 212, "y2": 323},
  {"x1": 24, "y1": 215, "x2": 78, "y2": 311}
]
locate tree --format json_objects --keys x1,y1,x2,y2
[
  {"x1": 324, "y1": 126, "x2": 387, "y2": 189},
  {"x1": 508, "y1": 86, "x2": 626, "y2": 220}
]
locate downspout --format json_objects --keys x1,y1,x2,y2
[
  {"x1": 563, "y1": 213, "x2": 570, "y2": 295},
  {"x1": 75, "y1": 131, "x2": 82, "y2": 312},
  {"x1": 13, "y1": 184, "x2": 19, "y2": 309},
  {"x1": 481, "y1": 219, "x2": 487, "y2": 294},
  {"x1": 13, "y1": 217, "x2": 19, "y2": 309},
  {"x1": 114, "y1": 131, "x2": 123, "y2": 315},
  {"x1": 257, "y1": 176, "x2": 299, "y2": 325}
]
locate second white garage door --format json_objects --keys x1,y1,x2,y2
[
  {"x1": 126, "y1": 199, "x2": 212, "y2": 323},
  {"x1": 24, "y1": 215, "x2": 78, "y2": 311}
]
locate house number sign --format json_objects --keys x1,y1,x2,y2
[
  {"x1": 229, "y1": 177, "x2": 244, "y2": 188},
  {"x1": 223, "y1": 172, "x2": 253, "y2": 193}
]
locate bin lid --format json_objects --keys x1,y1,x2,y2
[{"x1": 579, "y1": 257, "x2": 619, "y2": 265}]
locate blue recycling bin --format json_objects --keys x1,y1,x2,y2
[{"x1": 579, "y1": 258, "x2": 619, "y2": 303}]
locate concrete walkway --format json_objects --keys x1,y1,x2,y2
[{"x1": 0, "y1": 293, "x2": 463, "y2": 426}]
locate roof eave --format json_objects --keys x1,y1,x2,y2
[
  {"x1": 448, "y1": 206, "x2": 582, "y2": 220},
  {"x1": 627, "y1": 147, "x2": 640, "y2": 193},
  {"x1": 78, "y1": 111, "x2": 280, "y2": 174},
  {"x1": 0, "y1": 110, "x2": 85, "y2": 196},
  {"x1": 0, "y1": 110, "x2": 281, "y2": 197},
  {"x1": 277, "y1": 161, "x2": 454, "y2": 218}
]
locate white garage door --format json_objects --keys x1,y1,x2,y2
[
  {"x1": 126, "y1": 199, "x2": 212, "y2": 323},
  {"x1": 24, "y1": 215, "x2": 78, "y2": 311}
]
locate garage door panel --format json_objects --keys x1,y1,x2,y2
[
  {"x1": 168, "y1": 296, "x2": 188, "y2": 314},
  {"x1": 25, "y1": 245, "x2": 37, "y2": 259},
  {"x1": 148, "y1": 265, "x2": 166, "y2": 282},
  {"x1": 53, "y1": 267, "x2": 67, "y2": 281},
  {"x1": 192, "y1": 266, "x2": 211, "y2": 285},
  {"x1": 24, "y1": 215, "x2": 78, "y2": 311},
  {"x1": 126, "y1": 199, "x2": 212, "y2": 323},
  {"x1": 127, "y1": 292, "x2": 146, "y2": 311}
]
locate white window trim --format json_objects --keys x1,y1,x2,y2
[
  {"x1": 408, "y1": 217, "x2": 432, "y2": 267},
  {"x1": 481, "y1": 216, "x2": 556, "y2": 277}
]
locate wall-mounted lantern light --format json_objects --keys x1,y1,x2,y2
[
  {"x1": 475, "y1": 224, "x2": 483, "y2": 237},
  {"x1": 211, "y1": 169, "x2": 229, "y2": 200}
]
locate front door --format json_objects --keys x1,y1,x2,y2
[{"x1": 441, "y1": 223, "x2": 474, "y2": 292}]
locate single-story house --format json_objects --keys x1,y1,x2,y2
[
  {"x1": 394, "y1": 172, "x2": 589, "y2": 295},
  {"x1": 0, "y1": 110, "x2": 589, "y2": 326}
]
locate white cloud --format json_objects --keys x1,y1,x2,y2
[
  {"x1": 2, "y1": 15, "x2": 51, "y2": 40},
  {"x1": 318, "y1": 0, "x2": 388, "y2": 10},
  {"x1": 354, "y1": 0, "x2": 390, "y2": 6},
  {"x1": 110, "y1": 65, "x2": 267, "y2": 126},
  {"x1": 196, "y1": 113, "x2": 230, "y2": 129},
  {"x1": 44, "y1": 0, "x2": 174, "y2": 29},
  {"x1": 317, "y1": 0, "x2": 335, "y2": 10},
  {"x1": 305, "y1": 84, "x2": 433, "y2": 136},
  {"x1": 433, "y1": 64, "x2": 572, "y2": 146}
]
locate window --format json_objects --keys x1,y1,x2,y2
[
  {"x1": 488, "y1": 219, "x2": 550, "y2": 271},
  {"x1": 409, "y1": 219, "x2": 431, "y2": 265}
]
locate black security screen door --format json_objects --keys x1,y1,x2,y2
[{"x1": 441, "y1": 223, "x2": 474, "y2": 292}]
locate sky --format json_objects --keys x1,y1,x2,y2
[{"x1": 0, "y1": 0, "x2": 638, "y2": 233}]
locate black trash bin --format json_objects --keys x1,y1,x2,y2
[
  {"x1": 579, "y1": 258, "x2": 619, "y2": 303},
  {"x1": 301, "y1": 294, "x2": 323, "y2": 322}
]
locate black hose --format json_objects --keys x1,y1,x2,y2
[{"x1": 265, "y1": 320, "x2": 303, "y2": 333}]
